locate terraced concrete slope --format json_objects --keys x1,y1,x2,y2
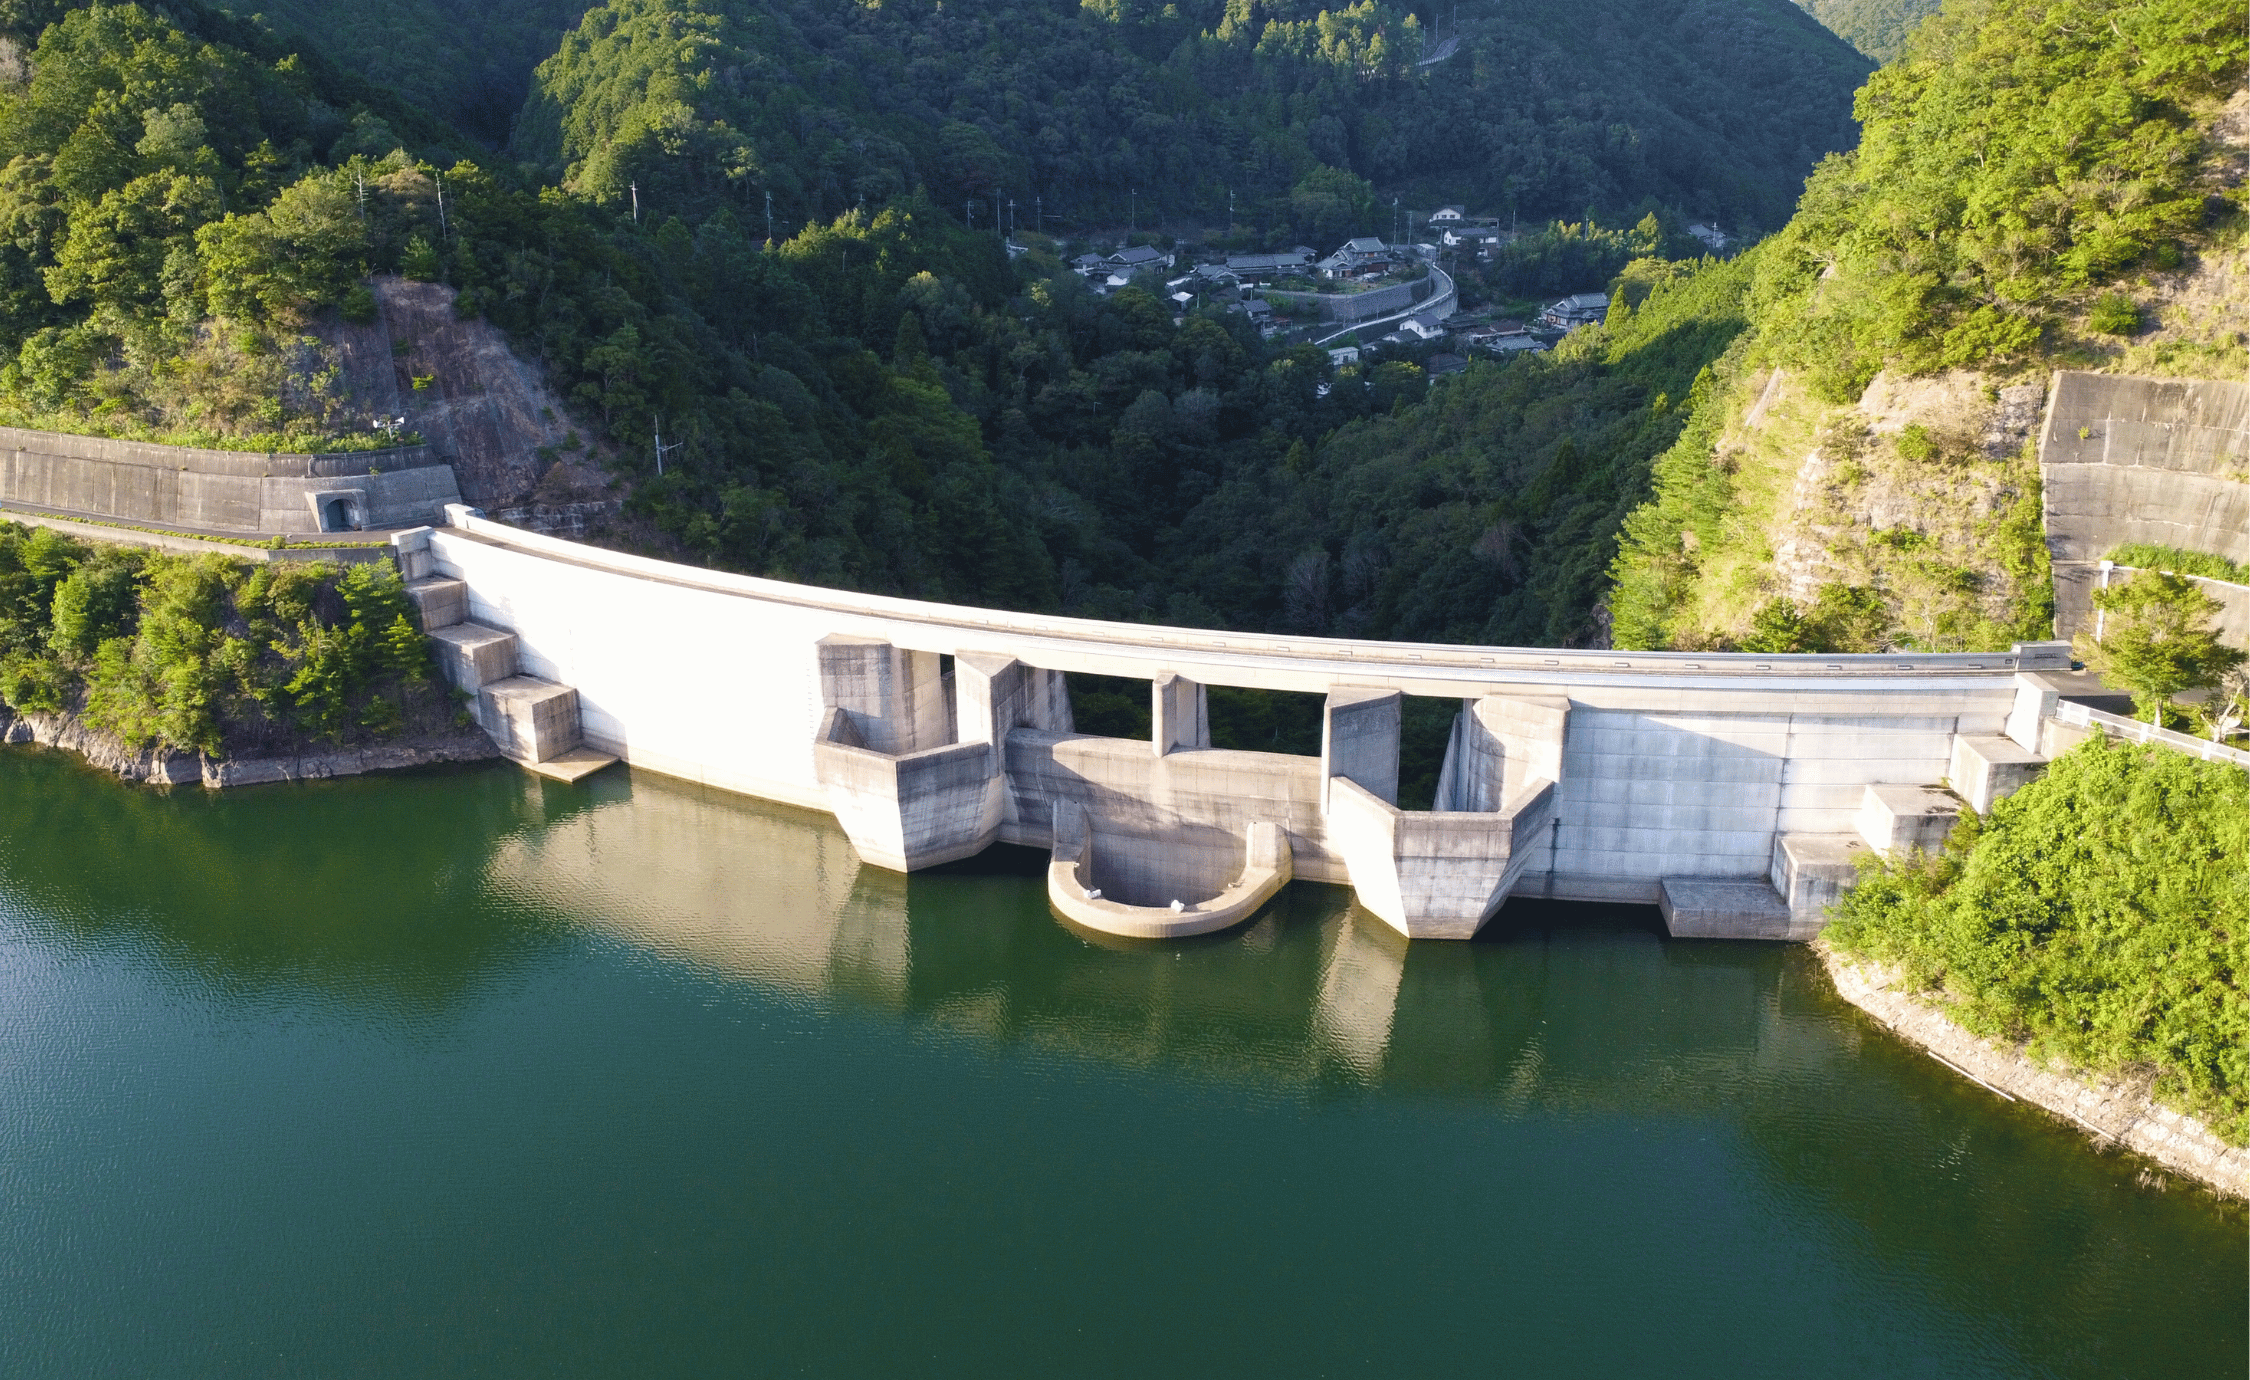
[{"x1": 2041, "y1": 371, "x2": 2250, "y2": 646}]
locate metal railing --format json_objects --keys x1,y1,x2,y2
[{"x1": 2054, "y1": 699, "x2": 2250, "y2": 767}]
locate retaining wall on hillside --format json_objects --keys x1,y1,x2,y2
[
  {"x1": 0, "y1": 425, "x2": 461, "y2": 535},
  {"x1": 2041, "y1": 371, "x2": 2250, "y2": 644},
  {"x1": 1267, "y1": 274, "x2": 1433, "y2": 324}
]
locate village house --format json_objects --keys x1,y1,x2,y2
[
  {"x1": 1539, "y1": 292, "x2": 1611, "y2": 330},
  {"x1": 1220, "y1": 248, "x2": 1314, "y2": 282},
  {"x1": 1428, "y1": 205, "x2": 1466, "y2": 224},
  {"x1": 1318, "y1": 236, "x2": 1392, "y2": 278},
  {"x1": 1441, "y1": 225, "x2": 1504, "y2": 253},
  {"x1": 1108, "y1": 244, "x2": 1173, "y2": 273},
  {"x1": 1687, "y1": 223, "x2": 1733, "y2": 251}
]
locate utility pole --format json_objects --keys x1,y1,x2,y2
[
  {"x1": 354, "y1": 171, "x2": 367, "y2": 222},
  {"x1": 1228, "y1": 187, "x2": 1234, "y2": 239},
  {"x1": 654, "y1": 419, "x2": 683, "y2": 476},
  {"x1": 1036, "y1": 195, "x2": 1043, "y2": 236},
  {"x1": 435, "y1": 171, "x2": 448, "y2": 240},
  {"x1": 764, "y1": 189, "x2": 773, "y2": 244},
  {"x1": 1007, "y1": 198, "x2": 1015, "y2": 241},
  {"x1": 1129, "y1": 188, "x2": 1137, "y2": 236}
]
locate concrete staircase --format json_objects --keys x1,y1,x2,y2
[{"x1": 398, "y1": 551, "x2": 616, "y2": 784}]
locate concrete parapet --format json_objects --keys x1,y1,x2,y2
[
  {"x1": 406, "y1": 577, "x2": 466, "y2": 629},
  {"x1": 1046, "y1": 801, "x2": 1291, "y2": 938},
  {"x1": 1657, "y1": 877, "x2": 1795, "y2": 941},
  {"x1": 479, "y1": 676, "x2": 582, "y2": 763},
  {"x1": 1855, "y1": 784, "x2": 1962, "y2": 855},
  {"x1": 813, "y1": 707, "x2": 1002, "y2": 871},
  {"x1": 1326, "y1": 775, "x2": 1553, "y2": 939},
  {"x1": 1322, "y1": 686, "x2": 1401, "y2": 809},
  {"x1": 2037, "y1": 714, "x2": 2099, "y2": 759},
  {"x1": 1770, "y1": 833, "x2": 1867, "y2": 936},
  {"x1": 1947, "y1": 733, "x2": 2045, "y2": 813},
  {"x1": 428, "y1": 623, "x2": 517, "y2": 692}
]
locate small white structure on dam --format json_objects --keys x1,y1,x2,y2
[{"x1": 394, "y1": 509, "x2": 2083, "y2": 944}]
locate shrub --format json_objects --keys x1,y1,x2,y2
[
  {"x1": 2076, "y1": 569, "x2": 2246, "y2": 722},
  {"x1": 2105, "y1": 543, "x2": 2250, "y2": 586},
  {"x1": 2087, "y1": 291, "x2": 2140, "y2": 336},
  {"x1": 1895, "y1": 423, "x2": 1939, "y2": 462},
  {"x1": 0, "y1": 528, "x2": 445, "y2": 755},
  {"x1": 339, "y1": 284, "x2": 379, "y2": 325},
  {"x1": 1827, "y1": 737, "x2": 2249, "y2": 1144}
]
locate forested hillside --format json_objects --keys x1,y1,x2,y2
[
  {"x1": 1794, "y1": 0, "x2": 1938, "y2": 61},
  {"x1": 254, "y1": 0, "x2": 586, "y2": 145},
  {"x1": 1607, "y1": 0, "x2": 2244, "y2": 653},
  {"x1": 515, "y1": 0, "x2": 1866, "y2": 241},
  {"x1": 0, "y1": 0, "x2": 2234, "y2": 662},
  {"x1": 0, "y1": 0, "x2": 1791, "y2": 643}
]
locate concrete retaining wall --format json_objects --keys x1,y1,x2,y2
[
  {"x1": 0, "y1": 425, "x2": 461, "y2": 534},
  {"x1": 1267, "y1": 274, "x2": 1432, "y2": 325},
  {"x1": 2040, "y1": 371, "x2": 2250, "y2": 641}
]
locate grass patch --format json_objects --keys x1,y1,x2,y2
[{"x1": 2105, "y1": 542, "x2": 2250, "y2": 586}]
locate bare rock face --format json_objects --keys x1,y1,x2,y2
[
  {"x1": 317, "y1": 276, "x2": 619, "y2": 527},
  {"x1": 0, "y1": 705, "x2": 501, "y2": 787}
]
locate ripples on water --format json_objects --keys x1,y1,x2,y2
[{"x1": 0, "y1": 749, "x2": 2240, "y2": 1378}]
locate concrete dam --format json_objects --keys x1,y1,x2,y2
[{"x1": 395, "y1": 508, "x2": 2089, "y2": 945}]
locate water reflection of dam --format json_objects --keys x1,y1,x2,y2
[{"x1": 484, "y1": 769, "x2": 1853, "y2": 1105}]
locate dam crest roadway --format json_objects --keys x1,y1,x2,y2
[{"x1": 394, "y1": 504, "x2": 2098, "y2": 944}]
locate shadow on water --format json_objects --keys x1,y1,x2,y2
[{"x1": 0, "y1": 746, "x2": 586, "y2": 1020}]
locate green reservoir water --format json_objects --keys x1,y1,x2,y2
[{"x1": 0, "y1": 748, "x2": 2241, "y2": 1378}]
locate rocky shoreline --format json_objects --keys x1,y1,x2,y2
[
  {"x1": 0, "y1": 706, "x2": 500, "y2": 787},
  {"x1": 1817, "y1": 939, "x2": 2250, "y2": 1199}
]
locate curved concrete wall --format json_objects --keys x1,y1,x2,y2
[
  {"x1": 421, "y1": 513, "x2": 2055, "y2": 932},
  {"x1": 2040, "y1": 371, "x2": 2250, "y2": 642},
  {"x1": 0, "y1": 425, "x2": 461, "y2": 534}
]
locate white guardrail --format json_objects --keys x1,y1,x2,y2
[{"x1": 2055, "y1": 699, "x2": 2250, "y2": 768}]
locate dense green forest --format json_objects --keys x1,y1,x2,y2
[
  {"x1": 0, "y1": 522, "x2": 454, "y2": 754},
  {"x1": 1826, "y1": 737, "x2": 2248, "y2": 1143},
  {"x1": 255, "y1": 0, "x2": 587, "y2": 146},
  {"x1": 513, "y1": 0, "x2": 1867, "y2": 241},
  {"x1": 0, "y1": 0, "x2": 1787, "y2": 645},
  {"x1": 1793, "y1": 0, "x2": 1939, "y2": 61},
  {"x1": 0, "y1": 0, "x2": 2234, "y2": 660},
  {"x1": 1607, "y1": 0, "x2": 2244, "y2": 653}
]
